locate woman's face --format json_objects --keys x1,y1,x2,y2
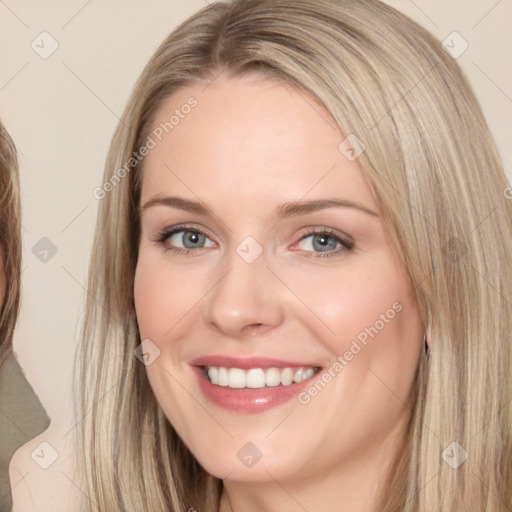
[{"x1": 134, "y1": 73, "x2": 424, "y2": 484}]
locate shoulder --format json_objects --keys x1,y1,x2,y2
[
  {"x1": 9, "y1": 425, "x2": 84, "y2": 512},
  {"x1": 0, "y1": 354, "x2": 51, "y2": 510},
  {"x1": 0, "y1": 354, "x2": 50, "y2": 437}
]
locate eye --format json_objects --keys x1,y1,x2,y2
[
  {"x1": 156, "y1": 226, "x2": 215, "y2": 253},
  {"x1": 295, "y1": 228, "x2": 354, "y2": 257}
]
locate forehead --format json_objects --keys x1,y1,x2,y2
[{"x1": 141, "y1": 74, "x2": 376, "y2": 211}]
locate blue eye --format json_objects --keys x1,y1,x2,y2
[
  {"x1": 296, "y1": 230, "x2": 354, "y2": 257},
  {"x1": 158, "y1": 227, "x2": 215, "y2": 252}
]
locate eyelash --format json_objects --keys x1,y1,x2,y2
[{"x1": 154, "y1": 224, "x2": 354, "y2": 258}]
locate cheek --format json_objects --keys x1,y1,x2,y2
[
  {"x1": 133, "y1": 255, "x2": 204, "y2": 435},
  {"x1": 134, "y1": 253, "x2": 206, "y2": 341},
  {"x1": 134, "y1": 263, "x2": 171, "y2": 340},
  {"x1": 280, "y1": 257, "x2": 417, "y2": 346}
]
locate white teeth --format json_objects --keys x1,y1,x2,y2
[
  {"x1": 265, "y1": 368, "x2": 281, "y2": 387},
  {"x1": 205, "y1": 366, "x2": 317, "y2": 389},
  {"x1": 280, "y1": 367, "x2": 294, "y2": 386},
  {"x1": 208, "y1": 367, "x2": 219, "y2": 385},
  {"x1": 246, "y1": 368, "x2": 266, "y2": 388},
  {"x1": 293, "y1": 367, "x2": 314, "y2": 382},
  {"x1": 218, "y1": 367, "x2": 229, "y2": 386},
  {"x1": 303, "y1": 368, "x2": 314, "y2": 380},
  {"x1": 228, "y1": 368, "x2": 246, "y2": 388}
]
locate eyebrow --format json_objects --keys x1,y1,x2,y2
[{"x1": 141, "y1": 196, "x2": 379, "y2": 218}]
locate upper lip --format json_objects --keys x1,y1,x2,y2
[{"x1": 189, "y1": 355, "x2": 321, "y2": 370}]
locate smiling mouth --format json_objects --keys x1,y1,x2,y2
[{"x1": 202, "y1": 365, "x2": 322, "y2": 389}]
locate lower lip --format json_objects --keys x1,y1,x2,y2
[{"x1": 193, "y1": 366, "x2": 317, "y2": 413}]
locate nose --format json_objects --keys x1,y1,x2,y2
[{"x1": 202, "y1": 249, "x2": 285, "y2": 338}]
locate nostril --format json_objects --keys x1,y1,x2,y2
[{"x1": 246, "y1": 323, "x2": 266, "y2": 335}]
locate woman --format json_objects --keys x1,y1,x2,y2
[
  {"x1": 79, "y1": 0, "x2": 512, "y2": 510},
  {"x1": 0, "y1": 121, "x2": 50, "y2": 511}
]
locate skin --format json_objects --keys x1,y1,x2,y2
[{"x1": 134, "y1": 72, "x2": 424, "y2": 512}]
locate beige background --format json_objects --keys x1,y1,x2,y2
[{"x1": 0, "y1": 0, "x2": 511, "y2": 429}]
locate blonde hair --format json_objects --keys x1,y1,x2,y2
[
  {"x1": 79, "y1": 0, "x2": 512, "y2": 510},
  {"x1": 0, "y1": 120, "x2": 22, "y2": 364}
]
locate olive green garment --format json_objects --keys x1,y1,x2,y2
[{"x1": 0, "y1": 354, "x2": 50, "y2": 511}]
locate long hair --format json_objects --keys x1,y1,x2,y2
[
  {"x1": 0, "y1": 120, "x2": 22, "y2": 364},
  {"x1": 78, "y1": 0, "x2": 512, "y2": 510}
]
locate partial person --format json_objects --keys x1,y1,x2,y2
[{"x1": 0, "y1": 121, "x2": 50, "y2": 511}]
